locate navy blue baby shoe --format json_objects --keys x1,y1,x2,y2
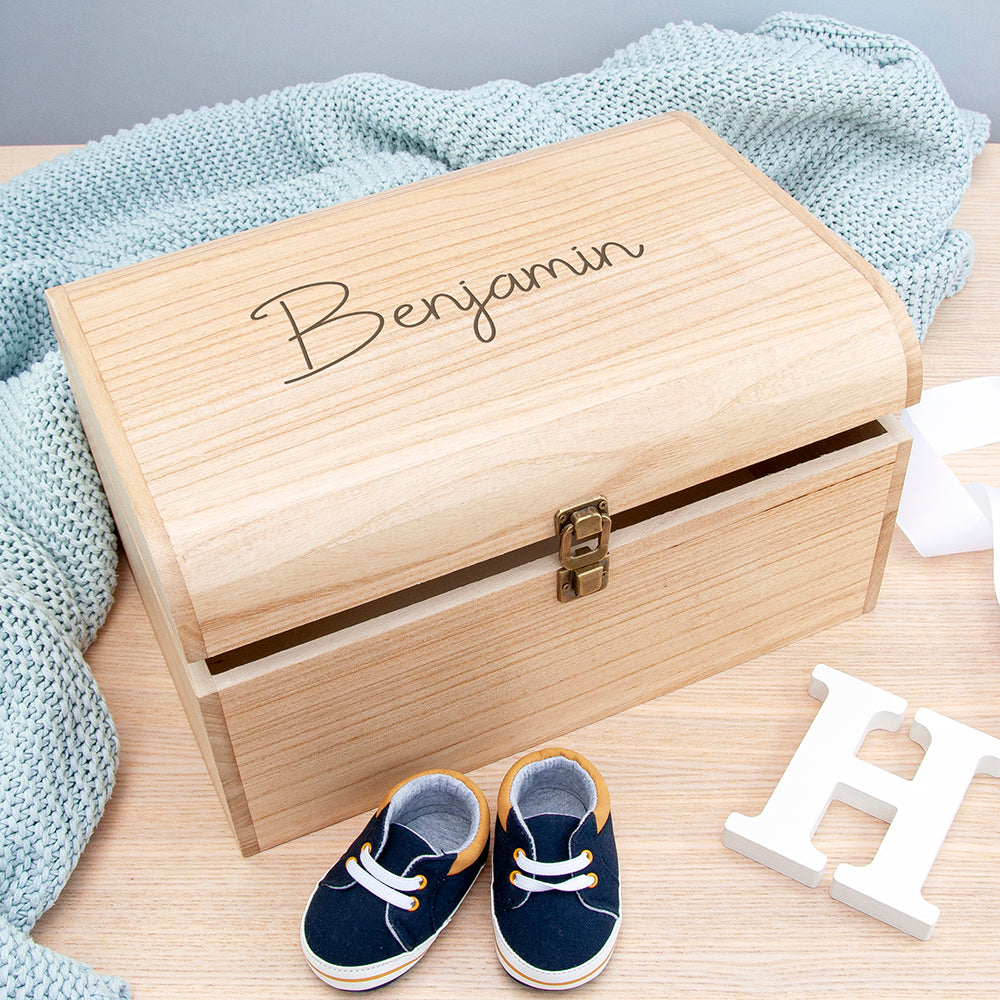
[
  {"x1": 301, "y1": 769, "x2": 490, "y2": 990},
  {"x1": 492, "y1": 747, "x2": 621, "y2": 990}
]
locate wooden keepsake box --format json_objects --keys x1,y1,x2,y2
[{"x1": 47, "y1": 112, "x2": 921, "y2": 855}]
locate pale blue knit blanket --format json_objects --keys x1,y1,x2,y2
[{"x1": 0, "y1": 14, "x2": 988, "y2": 998}]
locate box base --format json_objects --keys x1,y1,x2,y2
[{"x1": 146, "y1": 418, "x2": 909, "y2": 854}]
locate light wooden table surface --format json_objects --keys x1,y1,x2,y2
[{"x1": 5, "y1": 143, "x2": 1000, "y2": 999}]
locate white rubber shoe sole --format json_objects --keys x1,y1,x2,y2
[{"x1": 301, "y1": 926, "x2": 437, "y2": 992}]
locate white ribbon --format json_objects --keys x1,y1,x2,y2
[{"x1": 897, "y1": 376, "x2": 1000, "y2": 602}]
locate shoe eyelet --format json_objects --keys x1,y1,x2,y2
[
  {"x1": 587, "y1": 873, "x2": 599, "y2": 888},
  {"x1": 513, "y1": 848, "x2": 525, "y2": 863},
  {"x1": 408, "y1": 896, "x2": 420, "y2": 911},
  {"x1": 509, "y1": 870, "x2": 519, "y2": 886},
  {"x1": 361, "y1": 842, "x2": 372, "y2": 855},
  {"x1": 583, "y1": 849, "x2": 593, "y2": 863},
  {"x1": 415, "y1": 874, "x2": 427, "y2": 890}
]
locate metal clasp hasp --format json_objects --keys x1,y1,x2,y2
[{"x1": 555, "y1": 496, "x2": 611, "y2": 602}]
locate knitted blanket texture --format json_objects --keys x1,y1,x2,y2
[{"x1": 0, "y1": 13, "x2": 988, "y2": 997}]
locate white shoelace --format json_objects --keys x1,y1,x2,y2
[
  {"x1": 345, "y1": 842, "x2": 427, "y2": 911},
  {"x1": 509, "y1": 847, "x2": 598, "y2": 893}
]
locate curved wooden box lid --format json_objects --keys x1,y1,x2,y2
[{"x1": 47, "y1": 112, "x2": 921, "y2": 661}]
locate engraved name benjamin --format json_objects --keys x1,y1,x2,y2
[{"x1": 249, "y1": 239, "x2": 645, "y2": 385}]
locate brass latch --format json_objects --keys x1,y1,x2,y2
[{"x1": 555, "y1": 496, "x2": 611, "y2": 602}]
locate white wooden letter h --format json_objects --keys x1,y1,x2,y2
[{"x1": 723, "y1": 664, "x2": 1000, "y2": 939}]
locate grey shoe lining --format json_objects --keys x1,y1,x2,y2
[
  {"x1": 387, "y1": 773, "x2": 481, "y2": 855},
  {"x1": 512, "y1": 756, "x2": 597, "y2": 820}
]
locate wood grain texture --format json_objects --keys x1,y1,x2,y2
[
  {"x1": 15, "y1": 142, "x2": 1000, "y2": 998},
  {"x1": 46, "y1": 113, "x2": 918, "y2": 659},
  {"x1": 864, "y1": 415, "x2": 913, "y2": 612}
]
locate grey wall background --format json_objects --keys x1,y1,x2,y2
[{"x1": 1, "y1": 0, "x2": 996, "y2": 145}]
